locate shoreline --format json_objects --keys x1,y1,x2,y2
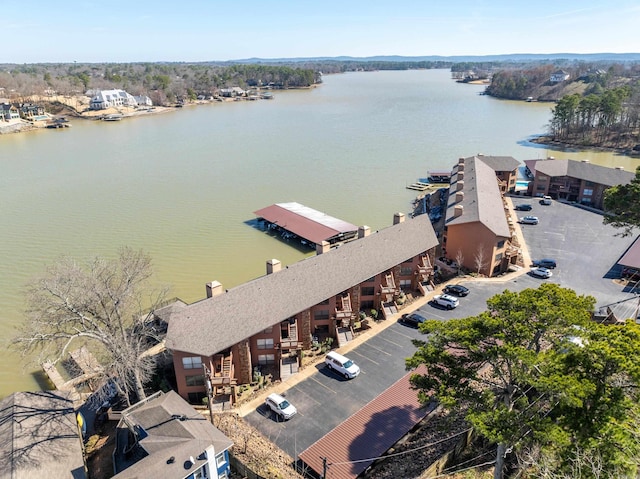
[{"x1": 530, "y1": 135, "x2": 640, "y2": 158}]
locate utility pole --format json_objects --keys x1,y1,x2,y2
[{"x1": 203, "y1": 363, "x2": 214, "y2": 424}]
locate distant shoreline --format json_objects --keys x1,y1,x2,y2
[{"x1": 530, "y1": 135, "x2": 640, "y2": 158}]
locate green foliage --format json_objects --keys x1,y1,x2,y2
[
  {"x1": 603, "y1": 165, "x2": 640, "y2": 236},
  {"x1": 405, "y1": 284, "x2": 640, "y2": 477}
]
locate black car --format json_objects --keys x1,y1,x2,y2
[
  {"x1": 399, "y1": 312, "x2": 427, "y2": 328},
  {"x1": 515, "y1": 204, "x2": 533, "y2": 211},
  {"x1": 533, "y1": 258, "x2": 557, "y2": 269},
  {"x1": 443, "y1": 284, "x2": 470, "y2": 297}
]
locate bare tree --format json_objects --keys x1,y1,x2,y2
[
  {"x1": 474, "y1": 243, "x2": 488, "y2": 275},
  {"x1": 455, "y1": 249, "x2": 465, "y2": 276},
  {"x1": 13, "y1": 247, "x2": 168, "y2": 405}
]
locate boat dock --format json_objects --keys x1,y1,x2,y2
[{"x1": 406, "y1": 181, "x2": 432, "y2": 191}]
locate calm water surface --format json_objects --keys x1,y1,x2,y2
[{"x1": 1, "y1": 69, "x2": 637, "y2": 397}]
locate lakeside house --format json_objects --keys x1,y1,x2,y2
[
  {"x1": 0, "y1": 391, "x2": 87, "y2": 479},
  {"x1": 525, "y1": 158, "x2": 634, "y2": 209},
  {"x1": 112, "y1": 390, "x2": 233, "y2": 479},
  {"x1": 89, "y1": 89, "x2": 139, "y2": 110},
  {"x1": 163, "y1": 213, "x2": 438, "y2": 405},
  {"x1": 550, "y1": 70, "x2": 570, "y2": 83},
  {"x1": 442, "y1": 155, "x2": 522, "y2": 278},
  {"x1": 0, "y1": 102, "x2": 20, "y2": 121}
]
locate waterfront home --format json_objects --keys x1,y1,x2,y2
[
  {"x1": 89, "y1": 89, "x2": 138, "y2": 110},
  {"x1": 112, "y1": 390, "x2": 233, "y2": 479},
  {"x1": 18, "y1": 102, "x2": 46, "y2": 120},
  {"x1": 0, "y1": 391, "x2": 87, "y2": 478},
  {"x1": 134, "y1": 94, "x2": 153, "y2": 107},
  {"x1": 442, "y1": 155, "x2": 522, "y2": 277},
  {"x1": 550, "y1": 70, "x2": 570, "y2": 83},
  {"x1": 164, "y1": 213, "x2": 438, "y2": 405},
  {"x1": 0, "y1": 102, "x2": 20, "y2": 121},
  {"x1": 526, "y1": 158, "x2": 634, "y2": 209}
]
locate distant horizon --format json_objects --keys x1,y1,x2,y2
[{"x1": 3, "y1": 52, "x2": 640, "y2": 66}]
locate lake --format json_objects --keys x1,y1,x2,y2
[{"x1": 0, "y1": 69, "x2": 637, "y2": 398}]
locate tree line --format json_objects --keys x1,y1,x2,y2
[
  {"x1": 548, "y1": 85, "x2": 640, "y2": 149},
  {"x1": 0, "y1": 60, "x2": 455, "y2": 106}
]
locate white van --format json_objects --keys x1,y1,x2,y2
[
  {"x1": 540, "y1": 195, "x2": 552, "y2": 205},
  {"x1": 325, "y1": 351, "x2": 360, "y2": 379}
]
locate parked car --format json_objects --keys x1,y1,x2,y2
[
  {"x1": 520, "y1": 216, "x2": 539, "y2": 225},
  {"x1": 540, "y1": 195, "x2": 552, "y2": 205},
  {"x1": 533, "y1": 259, "x2": 557, "y2": 269},
  {"x1": 514, "y1": 204, "x2": 532, "y2": 211},
  {"x1": 265, "y1": 393, "x2": 297, "y2": 420},
  {"x1": 325, "y1": 351, "x2": 360, "y2": 379},
  {"x1": 432, "y1": 294, "x2": 460, "y2": 310},
  {"x1": 443, "y1": 284, "x2": 470, "y2": 297},
  {"x1": 399, "y1": 312, "x2": 427, "y2": 328},
  {"x1": 531, "y1": 267, "x2": 553, "y2": 279}
]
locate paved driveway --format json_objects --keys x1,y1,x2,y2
[{"x1": 244, "y1": 199, "x2": 638, "y2": 460}]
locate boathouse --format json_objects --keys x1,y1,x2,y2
[{"x1": 254, "y1": 202, "x2": 359, "y2": 249}]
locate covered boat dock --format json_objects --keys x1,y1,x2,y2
[{"x1": 254, "y1": 202, "x2": 359, "y2": 249}]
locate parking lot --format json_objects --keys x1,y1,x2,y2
[{"x1": 244, "y1": 198, "x2": 638, "y2": 462}]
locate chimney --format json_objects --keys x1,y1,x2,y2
[
  {"x1": 457, "y1": 171, "x2": 464, "y2": 181},
  {"x1": 358, "y1": 225, "x2": 371, "y2": 238},
  {"x1": 455, "y1": 191, "x2": 464, "y2": 203},
  {"x1": 316, "y1": 241, "x2": 331, "y2": 255},
  {"x1": 457, "y1": 180, "x2": 465, "y2": 191},
  {"x1": 266, "y1": 258, "x2": 281, "y2": 274},
  {"x1": 393, "y1": 212, "x2": 405, "y2": 225},
  {"x1": 206, "y1": 281, "x2": 223, "y2": 298},
  {"x1": 454, "y1": 205, "x2": 464, "y2": 217}
]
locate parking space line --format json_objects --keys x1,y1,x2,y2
[
  {"x1": 307, "y1": 376, "x2": 338, "y2": 395},
  {"x1": 376, "y1": 335, "x2": 405, "y2": 348},
  {"x1": 350, "y1": 349, "x2": 379, "y2": 365},
  {"x1": 362, "y1": 342, "x2": 392, "y2": 357}
]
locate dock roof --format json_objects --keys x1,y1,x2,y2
[
  {"x1": 254, "y1": 202, "x2": 358, "y2": 245},
  {"x1": 166, "y1": 214, "x2": 438, "y2": 357}
]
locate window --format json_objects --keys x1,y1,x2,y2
[
  {"x1": 536, "y1": 184, "x2": 546, "y2": 191},
  {"x1": 583, "y1": 188, "x2": 593, "y2": 196},
  {"x1": 495, "y1": 253, "x2": 503, "y2": 261},
  {"x1": 258, "y1": 354, "x2": 275, "y2": 365},
  {"x1": 314, "y1": 310, "x2": 329, "y2": 320},
  {"x1": 496, "y1": 240, "x2": 505, "y2": 248},
  {"x1": 185, "y1": 374, "x2": 205, "y2": 387},
  {"x1": 400, "y1": 267, "x2": 413, "y2": 275},
  {"x1": 538, "y1": 175, "x2": 547, "y2": 181},
  {"x1": 216, "y1": 452, "x2": 227, "y2": 467},
  {"x1": 182, "y1": 356, "x2": 202, "y2": 370},
  {"x1": 585, "y1": 181, "x2": 595, "y2": 187},
  {"x1": 361, "y1": 286, "x2": 375, "y2": 296},
  {"x1": 400, "y1": 279, "x2": 412, "y2": 288},
  {"x1": 262, "y1": 326, "x2": 273, "y2": 333},
  {"x1": 256, "y1": 338, "x2": 274, "y2": 350},
  {"x1": 187, "y1": 392, "x2": 206, "y2": 404}
]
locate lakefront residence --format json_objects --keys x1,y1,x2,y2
[
  {"x1": 525, "y1": 158, "x2": 635, "y2": 209},
  {"x1": 442, "y1": 155, "x2": 522, "y2": 278},
  {"x1": 163, "y1": 213, "x2": 438, "y2": 405},
  {"x1": 89, "y1": 89, "x2": 140, "y2": 110}
]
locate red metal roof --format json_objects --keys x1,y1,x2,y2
[
  {"x1": 299, "y1": 367, "x2": 431, "y2": 479},
  {"x1": 619, "y1": 236, "x2": 640, "y2": 269},
  {"x1": 254, "y1": 202, "x2": 358, "y2": 245}
]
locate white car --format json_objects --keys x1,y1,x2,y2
[
  {"x1": 520, "y1": 216, "x2": 539, "y2": 225},
  {"x1": 531, "y1": 267, "x2": 553, "y2": 278},
  {"x1": 265, "y1": 393, "x2": 297, "y2": 420},
  {"x1": 325, "y1": 351, "x2": 360, "y2": 379},
  {"x1": 432, "y1": 294, "x2": 460, "y2": 310}
]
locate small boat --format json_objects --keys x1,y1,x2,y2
[{"x1": 103, "y1": 114, "x2": 123, "y2": 121}]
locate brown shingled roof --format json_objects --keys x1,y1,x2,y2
[
  {"x1": 299, "y1": 367, "x2": 431, "y2": 479},
  {"x1": 166, "y1": 214, "x2": 438, "y2": 357}
]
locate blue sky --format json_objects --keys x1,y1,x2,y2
[{"x1": 4, "y1": 0, "x2": 640, "y2": 63}]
